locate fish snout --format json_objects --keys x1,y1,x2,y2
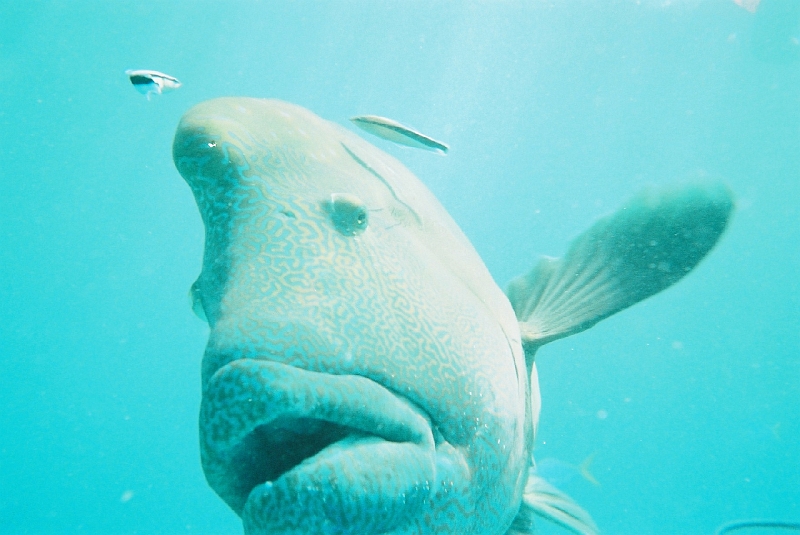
[{"x1": 200, "y1": 359, "x2": 437, "y2": 534}]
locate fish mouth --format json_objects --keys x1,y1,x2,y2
[{"x1": 200, "y1": 359, "x2": 437, "y2": 535}]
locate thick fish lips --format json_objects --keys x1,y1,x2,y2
[{"x1": 201, "y1": 359, "x2": 437, "y2": 534}]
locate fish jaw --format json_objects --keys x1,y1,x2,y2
[{"x1": 201, "y1": 358, "x2": 438, "y2": 534}]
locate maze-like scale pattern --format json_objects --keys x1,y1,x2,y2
[{"x1": 173, "y1": 98, "x2": 530, "y2": 535}]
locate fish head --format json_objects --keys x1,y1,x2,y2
[{"x1": 173, "y1": 98, "x2": 530, "y2": 534}]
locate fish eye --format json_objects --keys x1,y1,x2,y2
[{"x1": 324, "y1": 193, "x2": 369, "y2": 236}]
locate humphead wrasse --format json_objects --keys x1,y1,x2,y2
[{"x1": 172, "y1": 98, "x2": 733, "y2": 535}]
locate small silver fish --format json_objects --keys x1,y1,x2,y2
[
  {"x1": 125, "y1": 69, "x2": 181, "y2": 100},
  {"x1": 351, "y1": 115, "x2": 449, "y2": 154}
]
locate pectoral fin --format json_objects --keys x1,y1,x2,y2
[
  {"x1": 189, "y1": 279, "x2": 208, "y2": 322},
  {"x1": 507, "y1": 470, "x2": 599, "y2": 535},
  {"x1": 507, "y1": 182, "x2": 734, "y2": 353}
]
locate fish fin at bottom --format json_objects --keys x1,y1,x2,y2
[{"x1": 506, "y1": 470, "x2": 599, "y2": 535}]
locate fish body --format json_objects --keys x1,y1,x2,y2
[
  {"x1": 172, "y1": 98, "x2": 733, "y2": 535},
  {"x1": 534, "y1": 455, "x2": 599, "y2": 487},
  {"x1": 351, "y1": 115, "x2": 449, "y2": 154},
  {"x1": 125, "y1": 69, "x2": 181, "y2": 99}
]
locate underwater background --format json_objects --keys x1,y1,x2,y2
[{"x1": 1, "y1": 1, "x2": 798, "y2": 534}]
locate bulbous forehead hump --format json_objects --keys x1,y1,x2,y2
[
  {"x1": 173, "y1": 98, "x2": 388, "y2": 201},
  {"x1": 174, "y1": 98, "x2": 344, "y2": 158}
]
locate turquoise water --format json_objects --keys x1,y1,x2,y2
[{"x1": 1, "y1": 1, "x2": 797, "y2": 534}]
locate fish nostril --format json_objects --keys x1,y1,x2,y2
[{"x1": 323, "y1": 193, "x2": 369, "y2": 236}]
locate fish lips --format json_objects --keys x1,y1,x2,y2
[{"x1": 200, "y1": 359, "x2": 437, "y2": 534}]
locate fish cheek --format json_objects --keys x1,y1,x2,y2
[{"x1": 322, "y1": 193, "x2": 369, "y2": 236}]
